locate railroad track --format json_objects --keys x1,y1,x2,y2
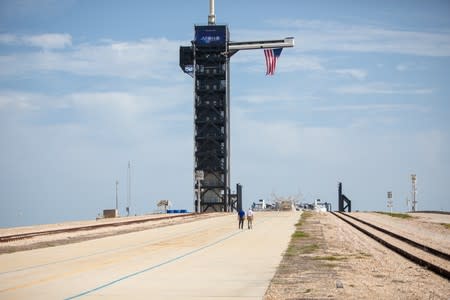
[
  {"x1": 330, "y1": 211, "x2": 450, "y2": 280},
  {"x1": 0, "y1": 213, "x2": 196, "y2": 243}
]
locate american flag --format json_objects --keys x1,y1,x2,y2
[{"x1": 264, "y1": 48, "x2": 283, "y2": 76}]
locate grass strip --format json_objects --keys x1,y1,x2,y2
[
  {"x1": 313, "y1": 255, "x2": 347, "y2": 261},
  {"x1": 376, "y1": 212, "x2": 413, "y2": 219},
  {"x1": 291, "y1": 231, "x2": 309, "y2": 238},
  {"x1": 300, "y1": 243, "x2": 319, "y2": 254}
]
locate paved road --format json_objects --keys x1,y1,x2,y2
[{"x1": 0, "y1": 211, "x2": 300, "y2": 299}]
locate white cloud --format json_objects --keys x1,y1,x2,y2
[
  {"x1": 0, "y1": 84, "x2": 190, "y2": 112},
  {"x1": 65, "y1": 86, "x2": 190, "y2": 119},
  {"x1": 232, "y1": 49, "x2": 324, "y2": 74},
  {"x1": 231, "y1": 106, "x2": 450, "y2": 211},
  {"x1": 396, "y1": 64, "x2": 408, "y2": 72},
  {"x1": 264, "y1": 19, "x2": 450, "y2": 57},
  {"x1": 334, "y1": 83, "x2": 433, "y2": 95},
  {"x1": 394, "y1": 62, "x2": 422, "y2": 72},
  {"x1": 334, "y1": 69, "x2": 367, "y2": 80},
  {"x1": 0, "y1": 96, "x2": 194, "y2": 226},
  {"x1": 348, "y1": 116, "x2": 398, "y2": 129},
  {"x1": 0, "y1": 34, "x2": 19, "y2": 44},
  {"x1": 0, "y1": 33, "x2": 72, "y2": 49},
  {"x1": 0, "y1": 84, "x2": 192, "y2": 145},
  {"x1": 22, "y1": 33, "x2": 72, "y2": 49},
  {"x1": 0, "y1": 91, "x2": 43, "y2": 111},
  {"x1": 280, "y1": 55, "x2": 324, "y2": 72},
  {"x1": 235, "y1": 92, "x2": 296, "y2": 104},
  {"x1": 312, "y1": 104, "x2": 430, "y2": 113},
  {"x1": 0, "y1": 36, "x2": 183, "y2": 79}
]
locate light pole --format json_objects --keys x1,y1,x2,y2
[{"x1": 411, "y1": 174, "x2": 417, "y2": 212}]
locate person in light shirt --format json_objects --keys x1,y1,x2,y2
[{"x1": 247, "y1": 208, "x2": 254, "y2": 229}]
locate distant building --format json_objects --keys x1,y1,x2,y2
[
  {"x1": 314, "y1": 199, "x2": 331, "y2": 212},
  {"x1": 157, "y1": 200, "x2": 172, "y2": 213},
  {"x1": 252, "y1": 199, "x2": 266, "y2": 210}
]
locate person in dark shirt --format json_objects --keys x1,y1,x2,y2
[{"x1": 238, "y1": 209, "x2": 245, "y2": 229}]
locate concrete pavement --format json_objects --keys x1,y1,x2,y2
[{"x1": 0, "y1": 211, "x2": 300, "y2": 299}]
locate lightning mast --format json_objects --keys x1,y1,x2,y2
[
  {"x1": 127, "y1": 161, "x2": 131, "y2": 216},
  {"x1": 179, "y1": 0, "x2": 294, "y2": 212},
  {"x1": 208, "y1": 0, "x2": 215, "y2": 25}
]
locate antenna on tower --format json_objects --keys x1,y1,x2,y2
[{"x1": 208, "y1": 0, "x2": 216, "y2": 25}]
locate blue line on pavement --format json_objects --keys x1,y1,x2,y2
[{"x1": 64, "y1": 230, "x2": 243, "y2": 299}]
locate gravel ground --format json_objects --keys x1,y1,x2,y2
[
  {"x1": 265, "y1": 211, "x2": 450, "y2": 299},
  {"x1": 353, "y1": 212, "x2": 450, "y2": 254}
]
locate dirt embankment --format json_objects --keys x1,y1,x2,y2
[{"x1": 265, "y1": 211, "x2": 450, "y2": 299}]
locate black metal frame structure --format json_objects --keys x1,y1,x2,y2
[
  {"x1": 338, "y1": 182, "x2": 352, "y2": 212},
  {"x1": 179, "y1": 4, "x2": 293, "y2": 213},
  {"x1": 181, "y1": 25, "x2": 230, "y2": 212}
]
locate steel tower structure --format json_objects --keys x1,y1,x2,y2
[
  {"x1": 180, "y1": 0, "x2": 294, "y2": 212},
  {"x1": 338, "y1": 182, "x2": 351, "y2": 212}
]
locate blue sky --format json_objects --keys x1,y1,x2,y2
[{"x1": 1, "y1": 0, "x2": 449, "y2": 227}]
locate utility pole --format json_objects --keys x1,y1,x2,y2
[
  {"x1": 387, "y1": 191, "x2": 393, "y2": 214},
  {"x1": 411, "y1": 174, "x2": 417, "y2": 212},
  {"x1": 127, "y1": 161, "x2": 131, "y2": 216}
]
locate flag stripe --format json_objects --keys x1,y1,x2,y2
[
  {"x1": 264, "y1": 50, "x2": 271, "y2": 75},
  {"x1": 264, "y1": 48, "x2": 283, "y2": 76}
]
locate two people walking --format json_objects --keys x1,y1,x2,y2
[{"x1": 238, "y1": 208, "x2": 254, "y2": 229}]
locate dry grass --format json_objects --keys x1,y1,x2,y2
[
  {"x1": 299, "y1": 243, "x2": 319, "y2": 254},
  {"x1": 376, "y1": 212, "x2": 413, "y2": 219},
  {"x1": 291, "y1": 230, "x2": 309, "y2": 238},
  {"x1": 441, "y1": 223, "x2": 450, "y2": 229},
  {"x1": 265, "y1": 211, "x2": 334, "y2": 299},
  {"x1": 314, "y1": 255, "x2": 348, "y2": 261}
]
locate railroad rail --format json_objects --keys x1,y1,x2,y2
[
  {"x1": 342, "y1": 212, "x2": 450, "y2": 261},
  {"x1": 330, "y1": 211, "x2": 450, "y2": 280},
  {"x1": 0, "y1": 213, "x2": 196, "y2": 243}
]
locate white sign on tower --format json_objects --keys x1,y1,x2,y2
[{"x1": 195, "y1": 170, "x2": 204, "y2": 213}]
